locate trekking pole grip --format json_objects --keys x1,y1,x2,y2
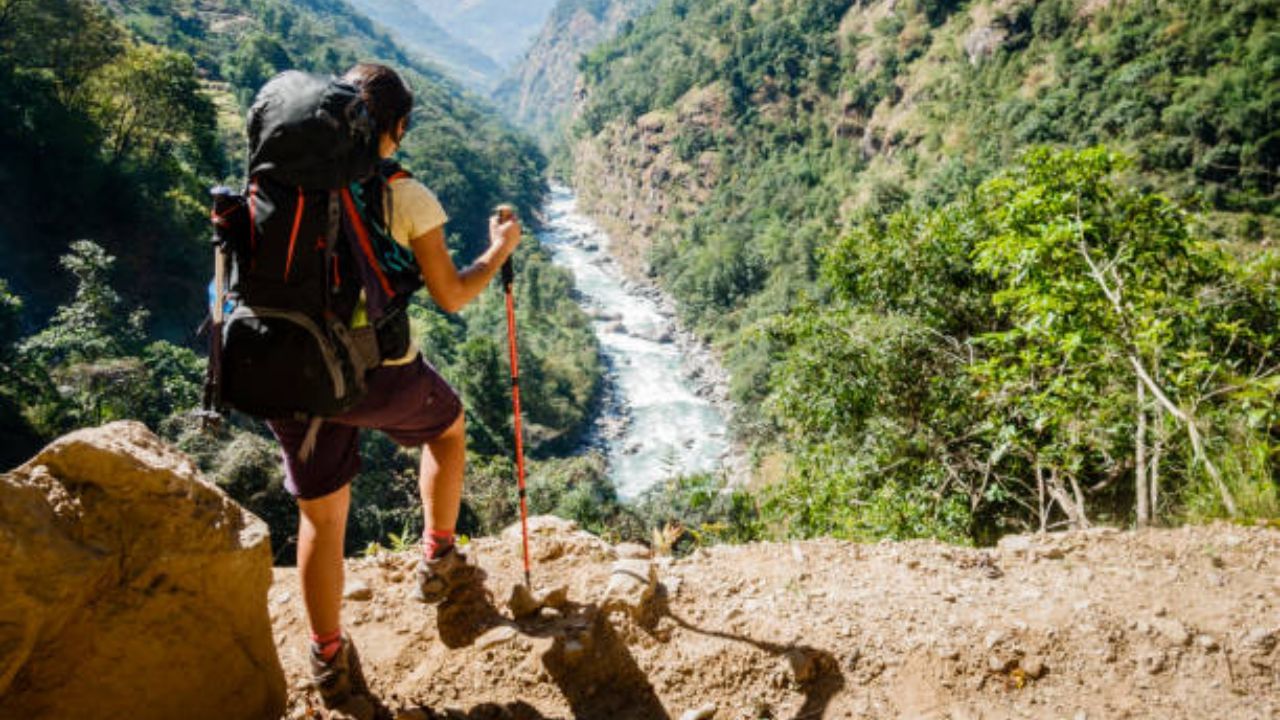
[{"x1": 495, "y1": 204, "x2": 516, "y2": 289}]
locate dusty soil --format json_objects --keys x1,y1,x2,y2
[{"x1": 271, "y1": 518, "x2": 1280, "y2": 719}]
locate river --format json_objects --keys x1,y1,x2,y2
[{"x1": 539, "y1": 184, "x2": 731, "y2": 500}]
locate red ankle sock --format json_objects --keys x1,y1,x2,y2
[
  {"x1": 311, "y1": 628, "x2": 342, "y2": 663},
  {"x1": 424, "y1": 529, "x2": 455, "y2": 559}
]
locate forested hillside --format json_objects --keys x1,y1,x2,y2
[
  {"x1": 570, "y1": 0, "x2": 1278, "y2": 542},
  {"x1": 0, "y1": 0, "x2": 603, "y2": 558},
  {"x1": 414, "y1": 0, "x2": 561, "y2": 70},
  {"x1": 346, "y1": 0, "x2": 502, "y2": 92},
  {"x1": 493, "y1": 0, "x2": 658, "y2": 148}
]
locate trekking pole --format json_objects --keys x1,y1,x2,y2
[
  {"x1": 497, "y1": 204, "x2": 533, "y2": 589},
  {"x1": 200, "y1": 187, "x2": 236, "y2": 432}
]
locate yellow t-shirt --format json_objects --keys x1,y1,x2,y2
[{"x1": 353, "y1": 177, "x2": 448, "y2": 365}]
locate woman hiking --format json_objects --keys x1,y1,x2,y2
[{"x1": 266, "y1": 62, "x2": 521, "y2": 719}]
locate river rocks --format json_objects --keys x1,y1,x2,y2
[{"x1": 0, "y1": 421, "x2": 285, "y2": 720}]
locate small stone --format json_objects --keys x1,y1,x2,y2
[
  {"x1": 1195, "y1": 634, "x2": 1220, "y2": 652},
  {"x1": 508, "y1": 583, "x2": 568, "y2": 619},
  {"x1": 1152, "y1": 618, "x2": 1191, "y2": 647},
  {"x1": 1243, "y1": 628, "x2": 1276, "y2": 653},
  {"x1": 988, "y1": 655, "x2": 1016, "y2": 673},
  {"x1": 507, "y1": 584, "x2": 541, "y2": 619},
  {"x1": 783, "y1": 648, "x2": 823, "y2": 685},
  {"x1": 602, "y1": 558, "x2": 657, "y2": 619},
  {"x1": 679, "y1": 703, "x2": 717, "y2": 720},
  {"x1": 343, "y1": 579, "x2": 373, "y2": 601},
  {"x1": 614, "y1": 542, "x2": 651, "y2": 559},
  {"x1": 537, "y1": 585, "x2": 569, "y2": 609},
  {"x1": 940, "y1": 648, "x2": 960, "y2": 661},
  {"x1": 984, "y1": 630, "x2": 1006, "y2": 650},
  {"x1": 1020, "y1": 656, "x2": 1046, "y2": 679},
  {"x1": 476, "y1": 626, "x2": 518, "y2": 649}
]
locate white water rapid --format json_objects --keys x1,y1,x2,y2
[{"x1": 539, "y1": 184, "x2": 731, "y2": 500}]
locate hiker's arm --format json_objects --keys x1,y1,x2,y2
[{"x1": 410, "y1": 217, "x2": 520, "y2": 313}]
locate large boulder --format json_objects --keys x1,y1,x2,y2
[{"x1": 0, "y1": 421, "x2": 285, "y2": 719}]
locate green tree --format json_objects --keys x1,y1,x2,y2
[
  {"x1": 973, "y1": 147, "x2": 1277, "y2": 525},
  {"x1": 86, "y1": 42, "x2": 218, "y2": 167},
  {"x1": 21, "y1": 240, "x2": 145, "y2": 366},
  {"x1": 456, "y1": 335, "x2": 513, "y2": 456}
]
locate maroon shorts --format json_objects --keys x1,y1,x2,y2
[{"x1": 268, "y1": 355, "x2": 462, "y2": 500}]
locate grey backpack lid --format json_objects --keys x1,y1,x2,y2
[{"x1": 247, "y1": 71, "x2": 378, "y2": 189}]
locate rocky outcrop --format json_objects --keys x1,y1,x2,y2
[{"x1": 0, "y1": 421, "x2": 284, "y2": 720}]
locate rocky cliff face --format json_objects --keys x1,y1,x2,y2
[
  {"x1": 494, "y1": 0, "x2": 658, "y2": 145},
  {"x1": 571, "y1": 82, "x2": 729, "y2": 278},
  {"x1": 0, "y1": 422, "x2": 284, "y2": 720}
]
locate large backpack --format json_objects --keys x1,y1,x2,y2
[{"x1": 204, "y1": 70, "x2": 421, "y2": 423}]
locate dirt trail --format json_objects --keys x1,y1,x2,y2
[{"x1": 271, "y1": 518, "x2": 1280, "y2": 719}]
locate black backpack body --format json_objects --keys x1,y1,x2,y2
[{"x1": 207, "y1": 71, "x2": 390, "y2": 421}]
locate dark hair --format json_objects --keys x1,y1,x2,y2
[{"x1": 342, "y1": 63, "x2": 413, "y2": 137}]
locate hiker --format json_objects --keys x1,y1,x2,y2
[{"x1": 265, "y1": 63, "x2": 522, "y2": 718}]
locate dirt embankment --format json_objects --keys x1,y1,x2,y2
[{"x1": 273, "y1": 518, "x2": 1280, "y2": 719}]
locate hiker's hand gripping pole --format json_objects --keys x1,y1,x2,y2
[{"x1": 497, "y1": 204, "x2": 533, "y2": 590}]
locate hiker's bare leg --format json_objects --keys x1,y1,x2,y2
[
  {"x1": 297, "y1": 485, "x2": 351, "y2": 636},
  {"x1": 420, "y1": 412, "x2": 465, "y2": 532}
]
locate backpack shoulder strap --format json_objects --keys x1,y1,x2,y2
[{"x1": 379, "y1": 159, "x2": 412, "y2": 184}]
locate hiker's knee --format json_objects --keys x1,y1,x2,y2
[{"x1": 297, "y1": 485, "x2": 351, "y2": 531}]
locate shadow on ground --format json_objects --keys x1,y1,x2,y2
[{"x1": 390, "y1": 578, "x2": 844, "y2": 720}]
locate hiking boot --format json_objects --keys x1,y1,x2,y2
[
  {"x1": 310, "y1": 634, "x2": 376, "y2": 720},
  {"x1": 413, "y1": 544, "x2": 485, "y2": 604}
]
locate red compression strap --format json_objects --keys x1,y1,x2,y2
[
  {"x1": 340, "y1": 188, "x2": 393, "y2": 296},
  {"x1": 284, "y1": 187, "x2": 304, "y2": 281}
]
